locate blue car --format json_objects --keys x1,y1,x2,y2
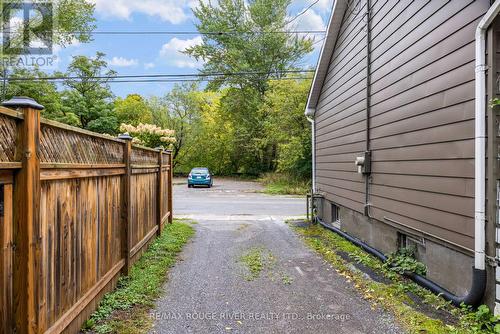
[{"x1": 188, "y1": 167, "x2": 213, "y2": 188}]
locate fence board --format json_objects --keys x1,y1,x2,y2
[
  {"x1": 162, "y1": 152, "x2": 170, "y2": 165},
  {"x1": 0, "y1": 183, "x2": 13, "y2": 334},
  {"x1": 162, "y1": 168, "x2": 170, "y2": 221},
  {"x1": 130, "y1": 172, "x2": 158, "y2": 265}
]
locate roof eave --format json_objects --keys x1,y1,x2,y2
[{"x1": 305, "y1": 0, "x2": 349, "y2": 115}]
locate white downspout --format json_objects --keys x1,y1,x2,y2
[
  {"x1": 475, "y1": 0, "x2": 500, "y2": 273},
  {"x1": 306, "y1": 108, "x2": 316, "y2": 193}
]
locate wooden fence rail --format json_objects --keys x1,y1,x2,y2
[{"x1": 0, "y1": 97, "x2": 173, "y2": 334}]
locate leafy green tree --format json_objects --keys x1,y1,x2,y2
[
  {"x1": 6, "y1": 67, "x2": 65, "y2": 120},
  {"x1": 61, "y1": 52, "x2": 118, "y2": 133},
  {"x1": 185, "y1": 0, "x2": 314, "y2": 174},
  {"x1": 175, "y1": 90, "x2": 236, "y2": 175},
  {"x1": 260, "y1": 78, "x2": 312, "y2": 178},
  {"x1": 156, "y1": 83, "x2": 202, "y2": 168},
  {"x1": 5, "y1": 54, "x2": 119, "y2": 134},
  {"x1": 51, "y1": 0, "x2": 96, "y2": 46},
  {"x1": 87, "y1": 115, "x2": 119, "y2": 135},
  {"x1": 220, "y1": 86, "x2": 266, "y2": 174},
  {"x1": 115, "y1": 94, "x2": 153, "y2": 126},
  {"x1": 186, "y1": 0, "x2": 313, "y2": 95}
]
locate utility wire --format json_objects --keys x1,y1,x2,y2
[
  {"x1": 51, "y1": 30, "x2": 326, "y2": 36},
  {"x1": 20, "y1": 76, "x2": 313, "y2": 84},
  {"x1": 8, "y1": 69, "x2": 316, "y2": 82},
  {"x1": 103, "y1": 76, "x2": 314, "y2": 84},
  {"x1": 312, "y1": 36, "x2": 326, "y2": 46},
  {"x1": 287, "y1": 0, "x2": 321, "y2": 26}
]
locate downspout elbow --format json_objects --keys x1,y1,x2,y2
[{"x1": 305, "y1": 107, "x2": 316, "y2": 119}]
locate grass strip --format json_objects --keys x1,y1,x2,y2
[
  {"x1": 291, "y1": 221, "x2": 499, "y2": 334},
  {"x1": 83, "y1": 220, "x2": 195, "y2": 334}
]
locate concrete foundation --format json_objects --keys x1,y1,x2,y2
[{"x1": 318, "y1": 198, "x2": 475, "y2": 298}]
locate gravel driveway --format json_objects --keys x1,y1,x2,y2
[{"x1": 150, "y1": 178, "x2": 403, "y2": 334}]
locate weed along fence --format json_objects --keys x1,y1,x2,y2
[{"x1": 0, "y1": 97, "x2": 173, "y2": 334}]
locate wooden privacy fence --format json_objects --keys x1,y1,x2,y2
[{"x1": 0, "y1": 97, "x2": 173, "y2": 334}]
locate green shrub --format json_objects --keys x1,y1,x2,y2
[
  {"x1": 259, "y1": 173, "x2": 311, "y2": 195},
  {"x1": 383, "y1": 247, "x2": 427, "y2": 276}
]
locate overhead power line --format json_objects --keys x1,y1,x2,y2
[
  {"x1": 52, "y1": 30, "x2": 326, "y2": 36},
  {"x1": 312, "y1": 36, "x2": 326, "y2": 46},
  {"x1": 105, "y1": 76, "x2": 313, "y2": 84},
  {"x1": 3, "y1": 76, "x2": 313, "y2": 85},
  {"x1": 8, "y1": 69, "x2": 316, "y2": 82}
]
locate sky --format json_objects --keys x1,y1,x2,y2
[{"x1": 52, "y1": 0, "x2": 334, "y2": 98}]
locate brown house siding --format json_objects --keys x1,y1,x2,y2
[
  {"x1": 315, "y1": 0, "x2": 367, "y2": 214},
  {"x1": 315, "y1": 0, "x2": 490, "y2": 251}
]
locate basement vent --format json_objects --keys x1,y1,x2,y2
[
  {"x1": 331, "y1": 203, "x2": 340, "y2": 223},
  {"x1": 398, "y1": 232, "x2": 425, "y2": 251}
]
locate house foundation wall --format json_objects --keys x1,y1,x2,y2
[{"x1": 318, "y1": 198, "x2": 474, "y2": 297}]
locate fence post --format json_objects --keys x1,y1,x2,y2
[
  {"x1": 167, "y1": 150, "x2": 173, "y2": 223},
  {"x1": 2, "y1": 97, "x2": 44, "y2": 334},
  {"x1": 156, "y1": 149, "x2": 163, "y2": 236},
  {"x1": 119, "y1": 133, "x2": 132, "y2": 276}
]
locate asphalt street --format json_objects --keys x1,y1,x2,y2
[{"x1": 149, "y1": 178, "x2": 403, "y2": 334}]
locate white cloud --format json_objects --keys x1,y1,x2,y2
[
  {"x1": 293, "y1": 9, "x2": 326, "y2": 31},
  {"x1": 144, "y1": 62, "x2": 156, "y2": 69},
  {"x1": 90, "y1": 0, "x2": 191, "y2": 24},
  {"x1": 159, "y1": 36, "x2": 204, "y2": 69},
  {"x1": 109, "y1": 57, "x2": 139, "y2": 67}
]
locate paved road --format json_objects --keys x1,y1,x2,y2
[
  {"x1": 173, "y1": 178, "x2": 305, "y2": 219},
  {"x1": 150, "y1": 178, "x2": 402, "y2": 334}
]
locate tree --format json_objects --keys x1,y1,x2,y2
[
  {"x1": 186, "y1": 0, "x2": 313, "y2": 95},
  {"x1": 174, "y1": 90, "x2": 236, "y2": 174},
  {"x1": 219, "y1": 86, "x2": 266, "y2": 174},
  {"x1": 185, "y1": 0, "x2": 314, "y2": 174},
  {"x1": 260, "y1": 77, "x2": 312, "y2": 177},
  {"x1": 157, "y1": 83, "x2": 202, "y2": 168},
  {"x1": 115, "y1": 94, "x2": 153, "y2": 126},
  {"x1": 6, "y1": 67, "x2": 65, "y2": 121},
  {"x1": 61, "y1": 52, "x2": 118, "y2": 133}
]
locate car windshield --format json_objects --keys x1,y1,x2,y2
[{"x1": 191, "y1": 168, "x2": 209, "y2": 174}]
